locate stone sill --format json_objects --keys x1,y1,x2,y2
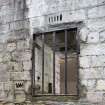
[{"x1": 32, "y1": 95, "x2": 79, "y2": 102}]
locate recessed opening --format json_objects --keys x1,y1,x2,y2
[{"x1": 32, "y1": 28, "x2": 79, "y2": 96}]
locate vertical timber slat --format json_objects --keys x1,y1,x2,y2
[
  {"x1": 64, "y1": 30, "x2": 68, "y2": 94},
  {"x1": 42, "y1": 34, "x2": 45, "y2": 94},
  {"x1": 53, "y1": 32, "x2": 56, "y2": 94},
  {"x1": 32, "y1": 35, "x2": 36, "y2": 96}
]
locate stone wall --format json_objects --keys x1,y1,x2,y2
[{"x1": 0, "y1": 0, "x2": 105, "y2": 105}]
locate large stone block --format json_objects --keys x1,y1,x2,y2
[
  {"x1": 0, "y1": 63, "x2": 10, "y2": 82},
  {"x1": 87, "y1": 92, "x2": 103, "y2": 103},
  {"x1": 80, "y1": 43, "x2": 105, "y2": 56},
  {"x1": 63, "y1": 9, "x2": 86, "y2": 23},
  {"x1": 96, "y1": 80, "x2": 105, "y2": 90},
  {"x1": 15, "y1": 91, "x2": 26, "y2": 103},
  {"x1": 24, "y1": 81, "x2": 31, "y2": 93},
  {"x1": 0, "y1": 24, "x2": 9, "y2": 34},
  {"x1": 3, "y1": 53, "x2": 11, "y2": 62},
  {"x1": 78, "y1": 0, "x2": 98, "y2": 8},
  {"x1": 85, "y1": 17, "x2": 105, "y2": 32},
  {"x1": 9, "y1": 20, "x2": 29, "y2": 31},
  {"x1": 80, "y1": 68, "x2": 105, "y2": 79},
  {"x1": 87, "y1": 80, "x2": 96, "y2": 90},
  {"x1": 91, "y1": 55, "x2": 105, "y2": 67},
  {"x1": 79, "y1": 56, "x2": 91, "y2": 68},
  {"x1": 0, "y1": 90, "x2": 7, "y2": 101},
  {"x1": 17, "y1": 40, "x2": 30, "y2": 51},
  {"x1": 80, "y1": 27, "x2": 89, "y2": 42},
  {"x1": 99, "y1": 30, "x2": 105, "y2": 42},
  {"x1": 8, "y1": 61, "x2": 23, "y2": 72},
  {"x1": 23, "y1": 60, "x2": 32, "y2": 71},
  {"x1": 4, "y1": 82, "x2": 13, "y2": 91},
  {"x1": 0, "y1": 83, "x2": 3, "y2": 90},
  {"x1": 11, "y1": 71, "x2": 31, "y2": 81},
  {"x1": 87, "y1": 32, "x2": 99, "y2": 43},
  {"x1": 88, "y1": 5, "x2": 105, "y2": 19},
  {"x1": 20, "y1": 51, "x2": 31, "y2": 61}
]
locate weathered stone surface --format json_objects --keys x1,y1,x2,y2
[
  {"x1": 7, "y1": 42, "x2": 16, "y2": 52},
  {"x1": 99, "y1": 30, "x2": 105, "y2": 42},
  {"x1": 79, "y1": 56, "x2": 91, "y2": 68},
  {"x1": 8, "y1": 61, "x2": 23, "y2": 72},
  {"x1": 0, "y1": 0, "x2": 105, "y2": 104},
  {"x1": 0, "y1": 83, "x2": 3, "y2": 90},
  {"x1": 87, "y1": 32, "x2": 99, "y2": 43},
  {"x1": 15, "y1": 91, "x2": 26, "y2": 103},
  {"x1": 21, "y1": 51, "x2": 31, "y2": 61},
  {"x1": 17, "y1": 40, "x2": 30, "y2": 51},
  {"x1": 11, "y1": 71, "x2": 31, "y2": 80},
  {"x1": 0, "y1": 63, "x2": 9, "y2": 82},
  {"x1": 24, "y1": 81, "x2": 31, "y2": 93},
  {"x1": 3, "y1": 53, "x2": 11, "y2": 62},
  {"x1": 85, "y1": 18, "x2": 105, "y2": 32},
  {"x1": 88, "y1": 5, "x2": 105, "y2": 19},
  {"x1": 96, "y1": 80, "x2": 105, "y2": 90},
  {"x1": 91, "y1": 55, "x2": 105, "y2": 67},
  {"x1": 80, "y1": 27, "x2": 89, "y2": 42},
  {"x1": 4, "y1": 82, "x2": 13, "y2": 91},
  {"x1": 0, "y1": 90, "x2": 7, "y2": 101},
  {"x1": 23, "y1": 60, "x2": 32, "y2": 71},
  {"x1": 80, "y1": 43, "x2": 105, "y2": 56},
  {"x1": 9, "y1": 20, "x2": 29, "y2": 31},
  {"x1": 87, "y1": 92, "x2": 103, "y2": 103},
  {"x1": 80, "y1": 68, "x2": 105, "y2": 79},
  {"x1": 87, "y1": 80, "x2": 96, "y2": 90}
]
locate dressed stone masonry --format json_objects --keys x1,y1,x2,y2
[{"x1": 0, "y1": 0, "x2": 105, "y2": 105}]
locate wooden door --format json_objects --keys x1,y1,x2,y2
[{"x1": 60, "y1": 55, "x2": 78, "y2": 95}]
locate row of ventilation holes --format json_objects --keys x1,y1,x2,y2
[{"x1": 49, "y1": 14, "x2": 62, "y2": 23}]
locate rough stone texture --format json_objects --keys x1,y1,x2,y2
[{"x1": 0, "y1": 0, "x2": 105, "y2": 105}]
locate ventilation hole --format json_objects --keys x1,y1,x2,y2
[
  {"x1": 48, "y1": 83, "x2": 52, "y2": 93},
  {"x1": 16, "y1": 82, "x2": 24, "y2": 88},
  {"x1": 54, "y1": 16, "x2": 56, "y2": 22},
  {"x1": 57, "y1": 16, "x2": 59, "y2": 21},
  {"x1": 60, "y1": 14, "x2": 62, "y2": 21},
  {"x1": 37, "y1": 76, "x2": 40, "y2": 81},
  {"x1": 49, "y1": 17, "x2": 50, "y2": 23},
  {"x1": 51, "y1": 17, "x2": 53, "y2": 22}
]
